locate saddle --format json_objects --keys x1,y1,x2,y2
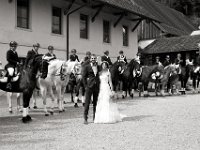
[{"x1": 0, "y1": 67, "x2": 20, "y2": 83}]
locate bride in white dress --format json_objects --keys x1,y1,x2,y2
[{"x1": 94, "y1": 61, "x2": 124, "y2": 124}]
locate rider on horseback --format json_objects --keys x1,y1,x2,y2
[
  {"x1": 5, "y1": 41, "x2": 20, "y2": 89},
  {"x1": 117, "y1": 50, "x2": 127, "y2": 64},
  {"x1": 69, "y1": 49, "x2": 79, "y2": 62},
  {"x1": 45, "y1": 45, "x2": 56, "y2": 59},
  {"x1": 101, "y1": 50, "x2": 112, "y2": 66},
  {"x1": 25, "y1": 43, "x2": 40, "y2": 68}
]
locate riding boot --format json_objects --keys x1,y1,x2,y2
[{"x1": 6, "y1": 76, "x2": 12, "y2": 89}]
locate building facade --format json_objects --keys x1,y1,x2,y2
[{"x1": 0, "y1": 0, "x2": 143, "y2": 66}]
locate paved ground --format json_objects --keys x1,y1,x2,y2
[{"x1": 0, "y1": 91, "x2": 200, "y2": 150}]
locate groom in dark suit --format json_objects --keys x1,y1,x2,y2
[{"x1": 82, "y1": 54, "x2": 100, "y2": 124}]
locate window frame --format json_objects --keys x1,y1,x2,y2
[
  {"x1": 16, "y1": 0, "x2": 30, "y2": 29},
  {"x1": 80, "y1": 14, "x2": 89, "y2": 39},
  {"x1": 52, "y1": 6, "x2": 62, "y2": 35},
  {"x1": 103, "y1": 20, "x2": 111, "y2": 43}
]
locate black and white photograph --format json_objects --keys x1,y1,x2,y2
[{"x1": 1, "y1": 0, "x2": 200, "y2": 149}]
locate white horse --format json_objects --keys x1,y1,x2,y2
[{"x1": 38, "y1": 59, "x2": 79, "y2": 115}]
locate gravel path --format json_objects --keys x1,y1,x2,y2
[{"x1": 1, "y1": 94, "x2": 200, "y2": 150}]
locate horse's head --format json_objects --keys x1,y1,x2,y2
[
  {"x1": 31, "y1": 55, "x2": 49, "y2": 79},
  {"x1": 117, "y1": 61, "x2": 126, "y2": 74},
  {"x1": 60, "y1": 61, "x2": 79, "y2": 77},
  {"x1": 129, "y1": 59, "x2": 141, "y2": 78}
]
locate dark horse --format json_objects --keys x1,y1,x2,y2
[
  {"x1": 120, "y1": 59, "x2": 141, "y2": 98},
  {"x1": 140, "y1": 64, "x2": 164, "y2": 97},
  {"x1": 178, "y1": 64, "x2": 193, "y2": 94},
  {"x1": 0, "y1": 55, "x2": 49, "y2": 123},
  {"x1": 110, "y1": 61, "x2": 126, "y2": 98}
]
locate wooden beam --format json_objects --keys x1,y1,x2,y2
[
  {"x1": 131, "y1": 19, "x2": 142, "y2": 32},
  {"x1": 64, "y1": 0, "x2": 76, "y2": 15},
  {"x1": 114, "y1": 13, "x2": 125, "y2": 28},
  {"x1": 131, "y1": 18, "x2": 142, "y2": 22},
  {"x1": 91, "y1": 5, "x2": 104, "y2": 22}
]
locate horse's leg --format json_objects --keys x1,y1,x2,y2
[
  {"x1": 122, "y1": 80, "x2": 127, "y2": 99},
  {"x1": 16, "y1": 93, "x2": 22, "y2": 112},
  {"x1": 49, "y1": 87, "x2": 56, "y2": 115},
  {"x1": 57, "y1": 85, "x2": 63, "y2": 113},
  {"x1": 6, "y1": 92, "x2": 13, "y2": 113},
  {"x1": 143, "y1": 82, "x2": 149, "y2": 97},
  {"x1": 40, "y1": 87, "x2": 49, "y2": 116},
  {"x1": 74, "y1": 80, "x2": 80, "y2": 108},
  {"x1": 22, "y1": 89, "x2": 33, "y2": 123},
  {"x1": 61, "y1": 87, "x2": 66, "y2": 111},
  {"x1": 32, "y1": 89, "x2": 38, "y2": 109},
  {"x1": 81, "y1": 84, "x2": 85, "y2": 106}
]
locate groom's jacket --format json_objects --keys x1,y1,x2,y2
[{"x1": 82, "y1": 63, "x2": 100, "y2": 89}]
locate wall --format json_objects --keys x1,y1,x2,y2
[{"x1": 0, "y1": 0, "x2": 138, "y2": 66}]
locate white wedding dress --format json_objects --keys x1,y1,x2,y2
[{"x1": 94, "y1": 71, "x2": 123, "y2": 124}]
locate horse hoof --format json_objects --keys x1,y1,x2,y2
[
  {"x1": 74, "y1": 103, "x2": 79, "y2": 108},
  {"x1": 22, "y1": 116, "x2": 32, "y2": 123},
  {"x1": 45, "y1": 113, "x2": 49, "y2": 116},
  {"x1": 59, "y1": 110, "x2": 62, "y2": 113},
  {"x1": 50, "y1": 111, "x2": 54, "y2": 115},
  {"x1": 62, "y1": 109, "x2": 65, "y2": 112},
  {"x1": 122, "y1": 95, "x2": 125, "y2": 99},
  {"x1": 144, "y1": 94, "x2": 149, "y2": 97},
  {"x1": 82, "y1": 103, "x2": 85, "y2": 107},
  {"x1": 9, "y1": 110, "x2": 13, "y2": 114},
  {"x1": 64, "y1": 101, "x2": 67, "y2": 104},
  {"x1": 33, "y1": 106, "x2": 38, "y2": 109},
  {"x1": 130, "y1": 94, "x2": 133, "y2": 98}
]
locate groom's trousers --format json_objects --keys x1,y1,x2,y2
[{"x1": 84, "y1": 86, "x2": 99, "y2": 121}]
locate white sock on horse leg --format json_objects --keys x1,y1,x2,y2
[
  {"x1": 26, "y1": 108, "x2": 29, "y2": 115},
  {"x1": 44, "y1": 105, "x2": 48, "y2": 114},
  {"x1": 23, "y1": 108, "x2": 27, "y2": 117},
  {"x1": 81, "y1": 96, "x2": 85, "y2": 103},
  {"x1": 74, "y1": 96, "x2": 78, "y2": 103},
  {"x1": 132, "y1": 89, "x2": 135, "y2": 95}
]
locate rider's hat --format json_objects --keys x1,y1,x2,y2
[
  {"x1": 48, "y1": 45, "x2": 54, "y2": 50},
  {"x1": 71, "y1": 49, "x2": 76, "y2": 53},
  {"x1": 86, "y1": 51, "x2": 91, "y2": 55},
  {"x1": 166, "y1": 55, "x2": 170, "y2": 59},
  {"x1": 9, "y1": 41, "x2": 18, "y2": 47},
  {"x1": 33, "y1": 43, "x2": 40, "y2": 48},
  {"x1": 119, "y1": 50, "x2": 123, "y2": 54},
  {"x1": 104, "y1": 50, "x2": 109, "y2": 55},
  {"x1": 156, "y1": 56, "x2": 160, "y2": 59}
]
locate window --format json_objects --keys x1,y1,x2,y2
[
  {"x1": 103, "y1": 20, "x2": 111, "y2": 43},
  {"x1": 17, "y1": 0, "x2": 30, "y2": 29},
  {"x1": 80, "y1": 14, "x2": 88, "y2": 39},
  {"x1": 122, "y1": 25, "x2": 128, "y2": 46},
  {"x1": 52, "y1": 7, "x2": 62, "y2": 34}
]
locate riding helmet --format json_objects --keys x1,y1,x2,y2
[
  {"x1": 9, "y1": 41, "x2": 18, "y2": 47},
  {"x1": 48, "y1": 45, "x2": 54, "y2": 50}
]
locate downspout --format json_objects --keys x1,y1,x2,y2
[{"x1": 66, "y1": 4, "x2": 87, "y2": 60}]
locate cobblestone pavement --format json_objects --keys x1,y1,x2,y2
[{"x1": 0, "y1": 91, "x2": 200, "y2": 150}]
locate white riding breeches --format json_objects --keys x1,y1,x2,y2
[{"x1": 7, "y1": 67, "x2": 14, "y2": 76}]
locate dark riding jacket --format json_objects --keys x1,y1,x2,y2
[
  {"x1": 70, "y1": 54, "x2": 79, "y2": 62},
  {"x1": 163, "y1": 60, "x2": 171, "y2": 67},
  {"x1": 25, "y1": 49, "x2": 38, "y2": 67},
  {"x1": 101, "y1": 55, "x2": 112, "y2": 66},
  {"x1": 6, "y1": 49, "x2": 20, "y2": 68}
]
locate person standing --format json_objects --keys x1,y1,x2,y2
[
  {"x1": 45, "y1": 46, "x2": 56, "y2": 59},
  {"x1": 69, "y1": 49, "x2": 79, "y2": 62},
  {"x1": 101, "y1": 50, "x2": 112, "y2": 66},
  {"x1": 163, "y1": 55, "x2": 171, "y2": 67},
  {"x1": 25, "y1": 43, "x2": 40, "y2": 68},
  {"x1": 82, "y1": 54, "x2": 100, "y2": 124},
  {"x1": 117, "y1": 50, "x2": 127, "y2": 64},
  {"x1": 94, "y1": 61, "x2": 124, "y2": 124},
  {"x1": 5, "y1": 41, "x2": 20, "y2": 89}
]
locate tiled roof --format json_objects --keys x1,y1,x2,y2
[
  {"x1": 141, "y1": 35, "x2": 200, "y2": 54},
  {"x1": 131, "y1": 0, "x2": 196, "y2": 35},
  {"x1": 96, "y1": 0, "x2": 159, "y2": 21}
]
